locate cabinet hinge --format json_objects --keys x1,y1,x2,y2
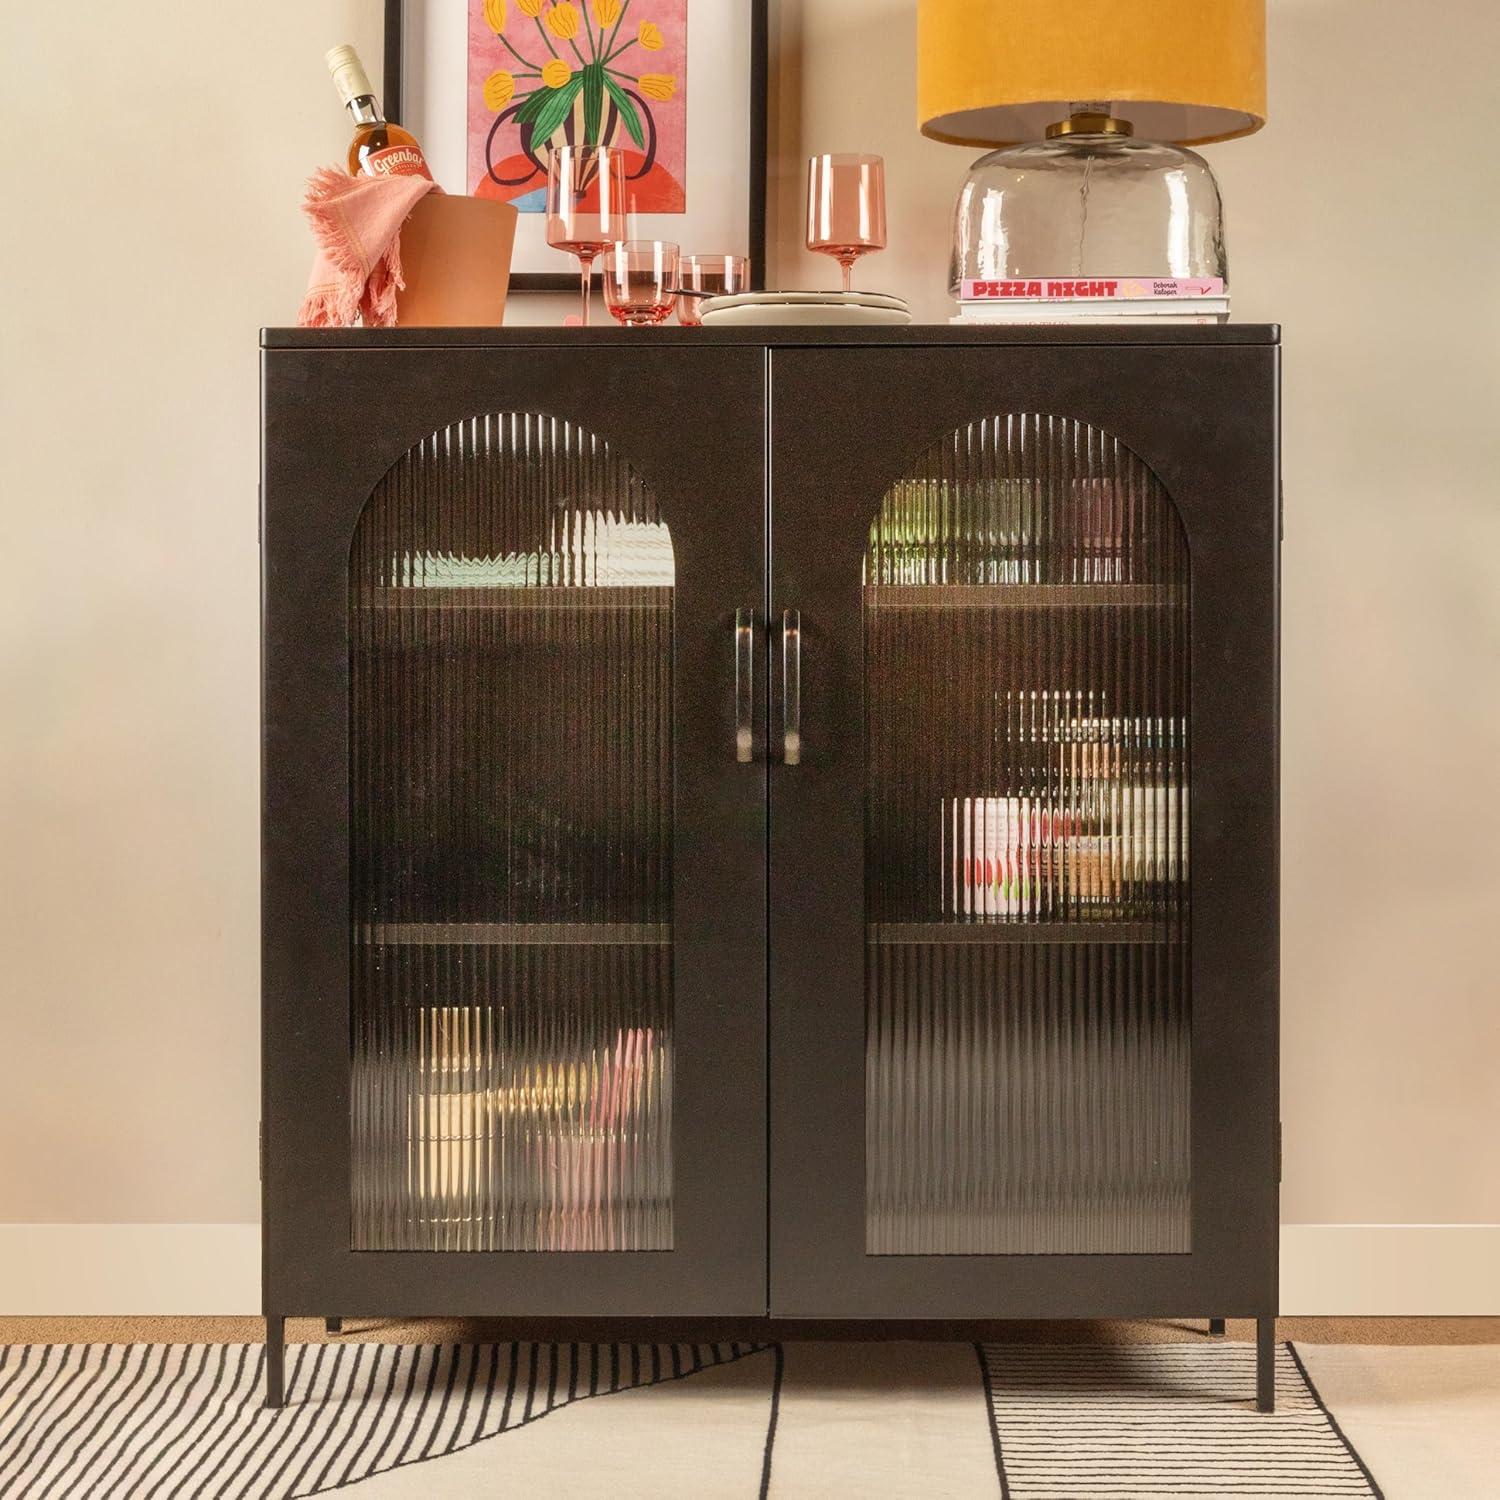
[
  {"x1": 1278, "y1": 480, "x2": 1285, "y2": 542},
  {"x1": 259, "y1": 1120, "x2": 266, "y2": 1182},
  {"x1": 1275, "y1": 1120, "x2": 1283, "y2": 1183}
]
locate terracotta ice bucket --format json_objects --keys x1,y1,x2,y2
[{"x1": 395, "y1": 194, "x2": 519, "y2": 327}]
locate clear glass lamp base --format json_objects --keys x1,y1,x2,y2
[{"x1": 948, "y1": 130, "x2": 1229, "y2": 300}]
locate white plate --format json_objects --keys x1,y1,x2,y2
[
  {"x1": 701, "y1": 301, "x2": 913, "y2": 327},
  {"x1": 703, "y1": 289, "x2": 909, "y2": 312}
]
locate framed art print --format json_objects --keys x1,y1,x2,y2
[{"x1": 388, "y1": 0, "x2": 767, "y2": 290}]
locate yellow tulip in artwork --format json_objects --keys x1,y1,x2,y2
[
  {"x1": 483, "y1": 69, "x2": 516, "y2": 110},
  {"x1": 638, "y1": 73, "x2": 676, "y2": 101},
  {"x1": 545, "y1": 2, "x2": 580, "y2": 38},
  {"x1": 473, "y1": 0, "x2": 683, "y2": 174}
]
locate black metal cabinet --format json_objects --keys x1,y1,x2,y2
[{"x1": 262, "y1": 326, "x2": 1279, "y2": 1410}]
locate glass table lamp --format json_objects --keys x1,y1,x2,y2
[{"x1": 918, "y1": 0, "x2": 1265, "y2": 302}]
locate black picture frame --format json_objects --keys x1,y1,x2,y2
[{"x1": 384, "y1": 0, "x2": 769, "y2": 293}]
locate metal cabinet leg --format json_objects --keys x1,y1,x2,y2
[
  {"x1": 266, "y1": 1315, "x2": 286, "y2": 1409},
  {"x1": 325, "y1": 1317, "x2": 342, "y2": 1333},
  {"x1": 1256, "y1": 1316, "x2": 1276, "y2": 1413},
  {"x1": 1208, "y1": 1318, "x2": 1226, "y2": 1336}
]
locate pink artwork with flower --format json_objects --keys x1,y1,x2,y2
[{"x1": 468, "y1": 0, "x2": 688, "y2": 213}]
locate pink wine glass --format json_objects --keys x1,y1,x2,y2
[
  {"x1": 806, "y1": 153, "x2": 888, "y2": 292},
  {"x1": 546, "y1": 145, "x2": 630, "y2": 328},
  {"x1": 603, "y1": 241, "x2": 679, "y2": 327},
  {"x1": 676, "y1": 254, "x2": 751, "y2": 327}
]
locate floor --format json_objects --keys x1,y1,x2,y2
[
  {"x1": 2, "y1": 1319, "x2": 1495, "y2": 1498},
  {"x1": 2, "y1": 1315, "x2": 1497, "y2": 1346}
]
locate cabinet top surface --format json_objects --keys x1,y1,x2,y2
[{"x1": 262, "y1": 324, "x2": 1279, "y2": 350}]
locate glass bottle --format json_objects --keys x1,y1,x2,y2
[{"x1": 326, "y1": 44, "x2": 433, "y2": 181}]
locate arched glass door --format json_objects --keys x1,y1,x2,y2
[
  {"x1": 349, "y1": 413, "x2": 675, "y2": 1253},
  {"x1": 862, "y1": 414, "x2": 1190, "y2": 1256}
]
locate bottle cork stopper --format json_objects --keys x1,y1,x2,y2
[{"x1": 326, "y1": 44, "x2": 374, "y2": 106}]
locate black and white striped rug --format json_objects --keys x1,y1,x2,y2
[
  {"x1": 980, "y1": 1343, "x2": 1381, "y2": 1498},
  {"x1": 0, "y1": 1339, "x2": 1382, "y2": 1498},
  {"x1": 0, "y1": 1341, "x2": 768, "y2": 1498}
]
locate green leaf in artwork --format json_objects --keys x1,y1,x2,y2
[
  {"x1": 514, "y1": 86, "x2": 551, "y2": 126},
  {"x1": 529, "y1": 75, "x2": 583, "y2": 147},
  {"x1": 582, "y1": 62, "x2": 604, "y2": 145},
  {"x1": 603, "y1": 73, "x2": 644, "y2": 148}
]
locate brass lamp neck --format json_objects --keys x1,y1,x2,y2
[{"x1": 1046, "y1": 110, "x2": 1134, "y2": 139}]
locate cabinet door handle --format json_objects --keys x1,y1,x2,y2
[
  {"x1": 734, "y1": 608, "x2": 755, "y2": 763},
  {"x1": 781, "y1": 608, "x2": 801, "y2": 766}
]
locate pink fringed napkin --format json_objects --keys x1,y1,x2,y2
[{"x1": 298, "y1": 167, "x2": 439, "y2": 328}]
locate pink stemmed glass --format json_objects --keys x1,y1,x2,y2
[
  {"x1": 603, "y1": 241, "x2": 679, "y2": 327},
  {"x1": 546, "y1": 145, "x2": 630, "y2": 328},
  {"x1": 806, "y1": 153, "x2": 888, "y2": 292},
  {"x1": 676, "y1": 254, "x2": 751, "y2": 327}
]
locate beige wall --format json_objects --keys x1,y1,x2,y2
[{"x1": 2, "y1": 0, "x2": 1496, "y2": 1268}]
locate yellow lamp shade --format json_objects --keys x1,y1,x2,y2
[{"x1": 918, "y1": 0, "x2": 1265, "y2": 147}]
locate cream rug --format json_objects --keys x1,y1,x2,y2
[
  {"x1": 1293, "y1": 1343, "x2": 1500, "y2": 1500},
  {"x1": 0, "y1": 1336, "x2": 1443, "y2": 1498}
]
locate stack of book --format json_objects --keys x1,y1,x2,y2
[
  {"x1": 952, "y1": 277, "x2": 1228, "y2": 326},
  {"x1": 391, "y1": 516, "x2": 676, "y2": 589},
  {"x1": 944, "y1": 790, "x2": 1186, "y2": 919},
  {"x1": 941, "y1": 698, "x2": 1189, "y2": 920}
]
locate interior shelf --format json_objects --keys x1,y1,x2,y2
[
  {"x1": 867, "y1": 920, "x2": 1179, "y2": 946},
  {"x1": 864, "y1": 583, "x2": 1183, "y2": 610},
  {"x1": 361, "y1": 585, "x2": 672, "y2": 612},
  {"x1": 358, "y1": 922, "x2": 672, "y2": 947}
]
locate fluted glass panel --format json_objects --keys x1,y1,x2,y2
[
  {"x1": 350, "y1": 414, "x2": 673, "y2": 1252},
  {"x1": 864, "y1": 414, "x2": 1190, "y2": 1255}
]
